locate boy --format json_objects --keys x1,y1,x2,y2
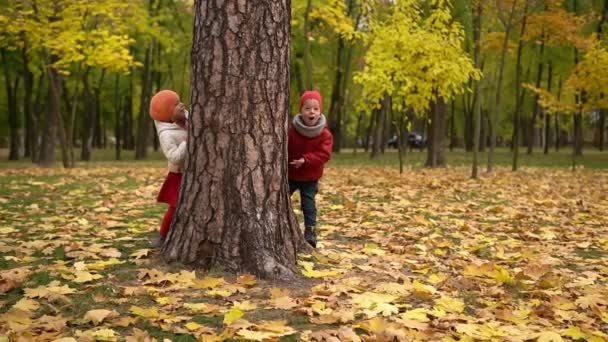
[{"x1": 288, "y1": 90, "x2": 333, "y2": 248}]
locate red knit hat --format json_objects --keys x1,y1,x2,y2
[
  {"x1": 150, "y1": 90, "x2": 180, "y2": 122},
  {"x1": 300, "y1": 90, "x2": 323, "y2": 112}
]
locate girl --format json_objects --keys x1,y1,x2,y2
[{"x1": 150, "y1": 90, "x2": 187, "y2": 246}]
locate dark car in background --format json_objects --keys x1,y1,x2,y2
[{"x1": 387, "y1": 133, "x2": 425, "y2": 150}]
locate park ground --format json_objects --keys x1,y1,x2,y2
[{"x1": 0, "y1": 149, "x2": 607, "y2": 341}]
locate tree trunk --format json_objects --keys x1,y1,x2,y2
[
  {"x1": 302, "y1": 0, "x2": 314, "y2": 89},
  {"x1": 353, "y1": 111, "x2": 363, "y2": 155},
  {"x1": 544, "y1": 60, "x2": 553, "y2": 154},
  {"x1": 370, "y1": 97, "x2": 386, "y2": 159},
  {"x1": 463, "y1": 84, "x2": 475, "y2": 152},
  {"x1": 364, "y1": 110, "x2": 375, "y2": 153},
  {"x1": 529, "y1": 37, "x2": 545, "y2": 155},
  {"x1": 480, "y1": 109, "x2": 487, "y2": 152},
  {"x1": 114, "y1": 74, "x2": 122, "y2": 160},
  {"x1": 123, "y1": 73, "x2": 135, "y2": 150},
  {"x1": 92, "y1": 70, "x2": 106, "y2": 150},
  {"x1": 427, "y1": 96, "x2": 447, "y2": 168},
  {"x1": 574, "y1": 113, "x2": 583, "y2": 156},
  {"x1": 22, "y1": 44, "x2": 36, "y2": 161},
  {"x1": 81, "y1": 71, "x2": 94, "y2": 161},
  {"x1": 1, "y1": 49, "x2": 22, "y2": 161},
  {"x1": 449, "y1": 100, "x2": 456, "y2": 151},
  {"x1": 135, "y1": 42, "x2": 154, "y2": 159},
  {"x1": 163, "y1": 0, "x2": 307, "y2": 280},
  {"x1": 512, "y1": 0, "x2": 529, "y2": 171},
  {"x1": 599, "y1": 110, "x2": 606, "y2": 151},
  {"x1": 328, "y1": 38, "x2": 345, "y2": 153},
  {"x1": 489, "y1": 0, "x2": 518, "y2": 173},
  {"x1": 471, "y1": 1, "x2": 482, "y2": 178}
]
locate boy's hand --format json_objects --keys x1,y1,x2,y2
[{"x1": 290, "y1": 158, "x2": 305, "y2": 168}]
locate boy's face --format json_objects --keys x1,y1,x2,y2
[{"x1": 301, "y1": 99, "x2": 321, "y2": 126}]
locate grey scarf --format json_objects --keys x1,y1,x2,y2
[{"x1": 293, "y1": 114, "x2": 326, "y2": 138}]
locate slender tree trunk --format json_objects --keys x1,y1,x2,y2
[
  {"x1": 472, "y1": 1, "x2": 482, "y2": 178},
  {"x1": 463, "y1": 94, "x2": 473, "y2": 151},
  {"x1": 92, "y1": 70, "x2": 106, "y2": 150},
  {"x1": 135, "y1": 0, "x2": 157, "y2": 159},
  {"x1": 529, "y1": 37, "x2": 545, "y2": 155},
  {"x1": 292, "y1": 58, "x2": 305, "y2": 96},
  {"x1": 597, "y1": 0, "x2": 608, "y2": 151},
  {"x1": 512, "y1": 0, "x2": 529, "y2": 171},
  {"x1": 449, "y1": 100, "x2": 456, "y2": 151},
  {"x1": 22, "y1": 44, "x2": 36, "y2": 161},
  {"x1": 489, "y1": 0, "x2": 518, "y2": 172},
  {"x1": 1, "y1": 49, "x2": 22, "y2": 161},
  {"x1": 328, "y1": 38, "x2": 345, "y2": 153},
  {"x1": 365, "y1": 110, "x2": 375, "y2": 153},
  {"x1": 544, "y1": 61, "x2": 553, "y2": 154},
  {"x1": 427, "y1": 95, "x2": 447, "y2": 168},
  {"x1": 381, "y1": 98, "x2": 390, "y2": 155},
  {"x1": 81, "y1": 70, "x2": 94, "y2": 161},
  {"x1": 163, "y1": 0, "x2": 307, "y2": 280},
  {"x1": 480, "y1": 109, "x2": 487, "y2": 152},
  {"x1": 353, "y1": 112, "x2": 363, "y2": 155},
  {"x1": 599, "y1": 111, "x2": 606, "y2": 151},
  {"x1": 114, "y1": 74, "x2": 122, "y2": 160},
  {"x1": 302, "y1": 0, "x2": 314, "y2": 89},
  {"x1": 123, "y1": 73, "x2": 135, "y2": 150},
  {"x1": 45, "y1": 61, "x2": 69, "y2": 168},
  {"x1": 371, "y1": 96, "x2": 387, "y2": 159}
]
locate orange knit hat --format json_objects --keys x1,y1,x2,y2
[{"x1": 150, "y1": 90, "x2": 180, "y2": 122}]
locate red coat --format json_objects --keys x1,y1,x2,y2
[{"x1": 288, "y1": 126, "x2": 333, "y2": 181}]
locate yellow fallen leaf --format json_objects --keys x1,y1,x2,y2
[
  {"x1": 185, "y1": 322, "x2": 204, "y2": 331},
  {"x1": 401, "y1": 308, "x2": 430, "y2": 322},
  {"x1": 357, "y1": 317, "x2": 387, "y2": 333},
  {"x1": 12, "y1": 298, "x2": 39, "y2": 312},
  {"x1": 237, "y1": 273, "x2": 257, "y2": 287},
  {"x1": 183, "y1": 303, "x2": 221, "y2": 314},
  {"x1": 434, "y1": 296, "x2": 465, "y2": 313},
  {"x1": 537, "y1": 331, "x2": 564, "y2": 342},
  {"x1": 92, "y1": 328, "x2": 117, "y2": 341},
  {"x1": 130, "y1": 249, "x2": 150, "y2": 259},
  {"x1": 271, "y1": 296, "x2": 298, "y2": 310},
  {"x1": 194, "y1": 277, "x2": 226, "y2": 289},
  {"x1": 130, "y1": 306, "x2": 159, "y2": 319},
  {"x1": 234, "y1": 300, "x2": 257, "y2": 311},
  {"x1": 84, "y1": 309, "x2": 118, "y2": 325},
  {"x1": 562, "y1": 326, "x2": 586, "y2": 340},
  {"x1": 223, "y1": 307, "x2": 244, "y2": 325},
  {"x1": 73, "y1": 271, "x2": 103, "y2": 283},
  {"x1": 269, "y1": 288, "x2": 290, "y2": 299}
]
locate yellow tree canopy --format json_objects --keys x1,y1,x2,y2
[
  {"x1": 0, "y1": 0, "x2": 141, "y2": 74},
  {"x1": 353, "y1": 0, "x2": 481, "y2": 114},
  {"x1": 524, "y1": 44, "x2": 608, "y2": 114}
]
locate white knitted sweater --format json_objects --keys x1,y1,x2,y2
[{"x1": 155, "y1": 121, "x2": 187, "y2": 173}]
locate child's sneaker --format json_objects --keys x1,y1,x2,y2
[{"x1": 304, "y1": 226, "x2": 317, "y2": 248}]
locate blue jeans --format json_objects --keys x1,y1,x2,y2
[{"x1": 289, "y1": 180, "x2": 318, "y2": 227}]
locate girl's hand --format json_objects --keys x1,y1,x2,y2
[{"x1": 289, "y1": 158, "x2": 305, "y2": 168}]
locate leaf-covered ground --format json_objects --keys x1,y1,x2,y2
[{"x1": 0, "y1": 165, "x2": 607, "y2": 341}]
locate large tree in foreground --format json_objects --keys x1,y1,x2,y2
[{"x1": 162, "y1": 0, "x2": 308, "y2": 280}]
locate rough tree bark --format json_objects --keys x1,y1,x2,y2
[
  {"x1": 162, "y1": 0, "x2": 308, "y2": 280},
  {"x1": 426, "y1": 96, "x2": 447, "y2": 168}
]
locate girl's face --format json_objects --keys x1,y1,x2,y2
[
  {"x1": 301, "y1": 99, "x2": 321, "y2": 126},
  {"x1": 171, "y1": 101, "x2": 187, "y2": 127},
  {"x1": 173, "y1": 101, "x2": 185, "y2": 117}
]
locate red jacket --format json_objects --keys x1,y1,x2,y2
[{"x1": 288, "y1": 126, "x2": 333, "y2": 181}]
